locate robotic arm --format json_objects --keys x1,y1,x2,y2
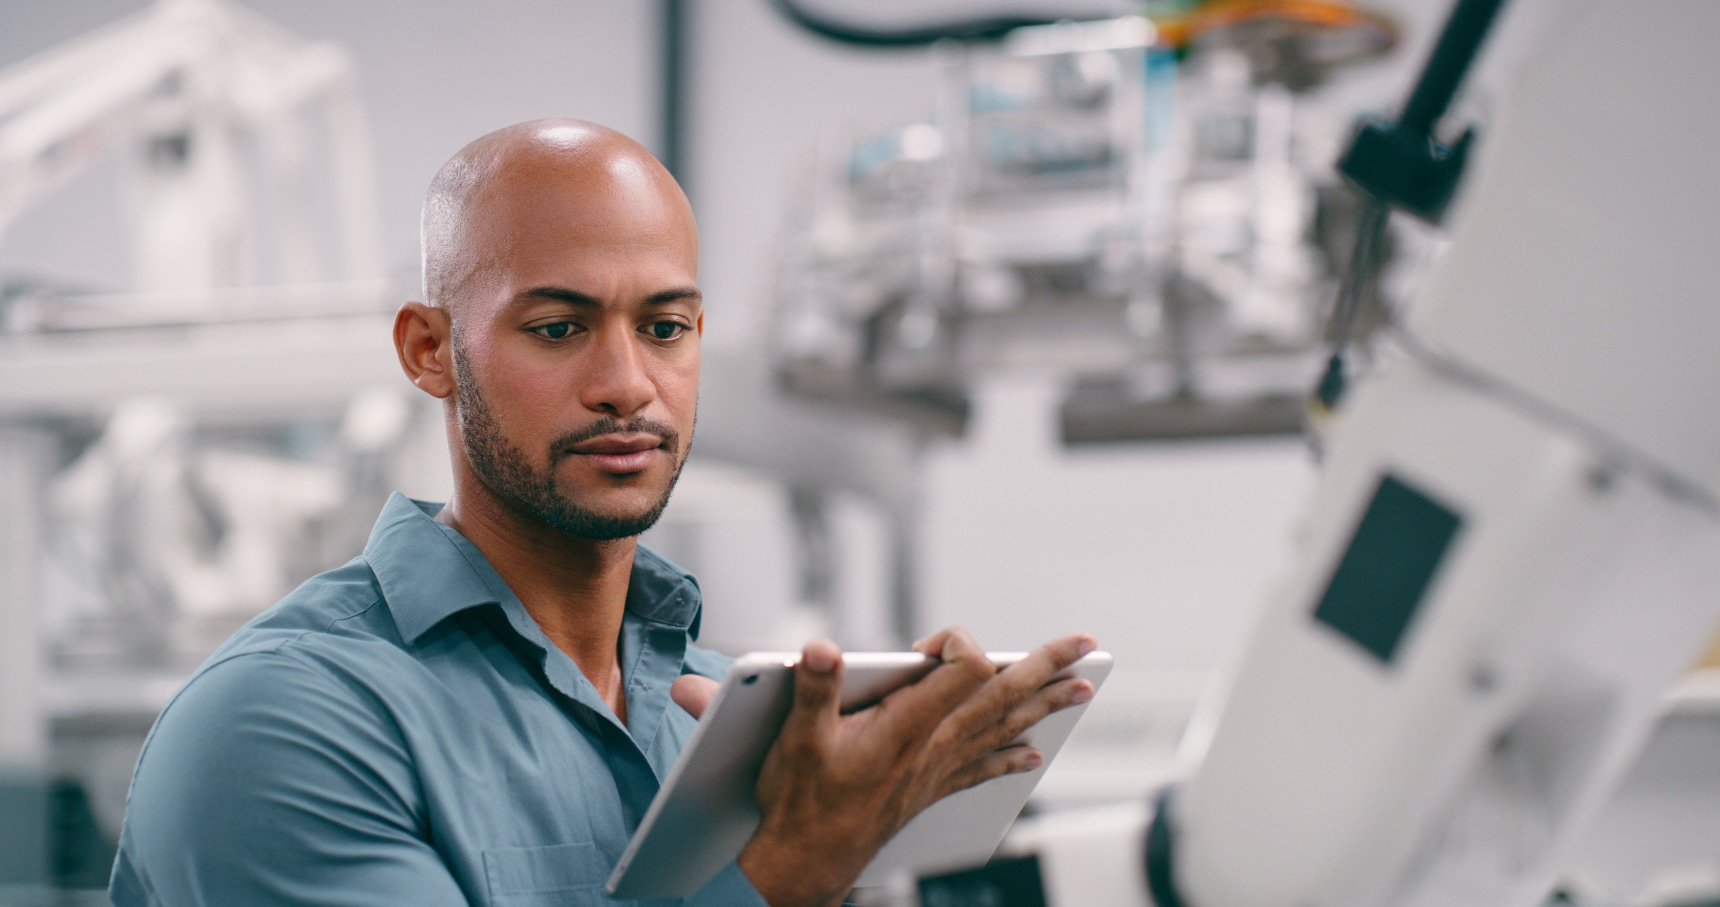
[
  {"x1": 0, "y1": 0, "x2": 381, "y2": 292},
  {"x1": 926, "y1": 4, "x2": 1720, "y2": 906},
  {"x1": 1167, "y1": 3, "x2": 1720, "y2": 904}
]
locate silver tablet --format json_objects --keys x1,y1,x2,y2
[{"x1": 606, "y1": 650, "x2": 1112, "y2": 898}]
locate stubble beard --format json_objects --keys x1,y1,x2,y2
[{"x1": 453, "y1": 348, "x2": 687, "y2": 541}]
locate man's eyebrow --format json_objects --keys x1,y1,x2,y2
[
  {"x1": 644, "y1": 286, "x2": 702, "y2": 306},
  {"x1": 516, "y1": 285, "x2": 702, "y2": 307},
  {"x1": 519, "y1": 286, "x2": 601, "y2": 307}
]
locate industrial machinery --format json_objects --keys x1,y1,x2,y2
[
  {"x1": 0, "y1": 0, "x2": 407, "y2": 674},
  {"x1": 0, "y1": 0, "x2": 381, "y2": 295},
  {"x1": 914, "y1": 2, "x2": 1720, "y2": 905},
  {"x1": 0, "y1": 1, "x2": 410, "y2": 891},
  {"x1": 769, "y1": 2, "x2": 1403, "y2": 442}
]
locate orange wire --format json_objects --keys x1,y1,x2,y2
[{"x1": 1154, "y1": 0, "x2": 1397, "y2": 52}]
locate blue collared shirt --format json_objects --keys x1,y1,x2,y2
[{"x1": 111, "y1": 493, "x2": 769, "y2": 906}]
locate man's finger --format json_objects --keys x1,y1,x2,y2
[
  {"x1": 973, "y1": 676, "x2": 1095, "y2": 753},
  {"x1": 874, "y1": 628, "x2": 994, "y2": 735},
  {"x1": 778, "y1": 639, "x2": 844, "y2": 756},
  {"x1": 912, "y1": 628, "x2": 954, "y2": 656},
  {"x1": 670, "y1": 674, "x2": 721, "y2": 720},
  {"x1": 937, "y1": 745, "x2": 1045, "y2": 801},
  {"x1": 943, "y1": 634, "x2": 1096, "y2": 741}
]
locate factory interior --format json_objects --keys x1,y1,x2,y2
[{"x1": 2, "y1": 1, "x2": 1719, "y2": 904}]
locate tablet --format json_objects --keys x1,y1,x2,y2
[{"x1": 606, "y1": 650, "x2": 1112, "y2": 898}]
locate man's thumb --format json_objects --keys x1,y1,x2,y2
[
  {"x1": 787, "y1": 639, "x2": 843, "y2": 728},
  {"x1": 671, "y1": 674, "x2": 721, "y2": 719}
]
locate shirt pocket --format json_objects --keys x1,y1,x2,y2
[{"x1": 482, "y1": 841, "x2": 612, "y2": 906}]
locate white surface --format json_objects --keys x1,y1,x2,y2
[
  {"x1": 0, "y1": 311, "x2": 400, "y2": 419},
  {"x1": 920, "y1": 375, "x2": 1315, "y2": 672},
  {"x1": 1410, "y1": 3, "x2": 1720, "y2": 501},
  {"x1": 641, "y1": 460, "x2": 811, "y2": 654},
  {"x1": 1563, "y1": 673, "x2": 1720, "y2": 904},
  {"x1": 999, "y1": 799, "x2": 1155, "y2": 907}
]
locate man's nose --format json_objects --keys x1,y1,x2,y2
[{"x1": 579, "y1": 323, "x2": 656, "y2": 417}]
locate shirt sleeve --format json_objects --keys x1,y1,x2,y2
[
  {"x1": 688, "y1": 862, "x2": 772, "y2": 906},
  {"x1": 110, "y1": 650, "x2": 471, "y2": 907}
]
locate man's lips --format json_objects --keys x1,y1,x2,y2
[{"x1": 565, "y1": 433, "x2": 665, "y2": 473}]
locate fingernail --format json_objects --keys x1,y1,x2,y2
[
  {"x1": 1024, "y1": 751, "x2": 1044, "y2": 770},
  {"x1": 804, "y1": 645, "x2": 838, "y2": 674},
  {"x1": 1078, "y1": 637, "x2": 1097, "y2": 657},
  {"x1": 1071, "y1": 683, "x2": 1094, "y2": 705}
]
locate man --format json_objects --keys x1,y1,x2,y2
[{"x1": 111, "y1": 119, "x2": 1095, "y2": 905}]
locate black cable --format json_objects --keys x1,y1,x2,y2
[
  {"x1": 1316, "y1": 198, "x2": 1390, "y2": 410},
  {"x1": 1399, "y1": 0, "x2": 1509, "y2": 135},
  {"x1": 766, "y1": 0, "x2": 1085, "y2": 48}
]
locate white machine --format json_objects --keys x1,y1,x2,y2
[
  {"x1": 0, "y1": 5, "x2": 402, "y2": 877},
  {"x1": 0, "y1": 0, "x2": 381, "y2": 293},
  {"x1": 921, "y1": 4, "x2": 1720, "y2": 906}
]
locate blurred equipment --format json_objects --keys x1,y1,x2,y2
[
  {"x1": 0, "y1": 0, "x2": 406, "y2": 673},
  {"x1": 769, "y1": 3, "x2": 1400, "y2": 442},
  {"x1": 47, "y1": 391, "x2": 416, "y2": 671},
  {"x1": 1313, "y1": 0, "x2": 1502, "y2": 413},
  {"x1": 0, "y1": 0, "x2": 381, "y2": 295},
  {"x1": 0, "y1": 1, "x2": 414, "y2": 892},
  {"x1": 912, "y1": 2, "x2": 1720, "y2": 905}
]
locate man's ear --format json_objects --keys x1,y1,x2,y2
[{"x1": 394, "y1": 302, "x2": 456, "y2": 399}]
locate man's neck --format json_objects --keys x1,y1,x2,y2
[{"x1": 436, "y1": 485, "x2": 634, "y2": 724}]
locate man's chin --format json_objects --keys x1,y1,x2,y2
[{"x1": 530, "y1": 490, "x2": 673, "y2": 542}]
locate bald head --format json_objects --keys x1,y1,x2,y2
[
  {"x1": 396, "y1": 117, "x2": 705, "y2": 545},
  {"x1": 420, "y1": 118, "x2": 695, "y2": 316}
]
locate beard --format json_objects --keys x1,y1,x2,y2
[{"x1": 453, "y1": 347, "x2": 687, "y2": 541}]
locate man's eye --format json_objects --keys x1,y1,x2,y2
[
  {"x1": 532, "y1": 322, "x2": 576, "y2": 340},
  {"x1": 647, "y1": 321, "x2": 685, "y2": 341}
]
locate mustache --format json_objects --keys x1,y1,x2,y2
[{"x1": 550, "y1": 416, "x2": 682, "y2": 458}]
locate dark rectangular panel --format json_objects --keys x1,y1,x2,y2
[
  {"x1": 1313, "y1": 473, "x2": 1464, "y2": 664},
  {"x1": 918, "y1": 854, "x2": 1048, "y2": 907}
]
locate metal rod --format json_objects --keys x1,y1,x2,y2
[
  {"x1": 1399, "y1": 0, "x2": 1509, "y2": 134},
  {"x1": 658, "y1": 0, "x2": 688, "y2": 188}
]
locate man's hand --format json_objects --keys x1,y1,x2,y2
[
  {"x1": 670, "y1": 673, "x2": 721, "y2": 719},
  {"x1": 735, "y1": 629, "x2": 1096, "y2": 907}
]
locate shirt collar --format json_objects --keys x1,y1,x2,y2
[
  {"x1": 626, "y1": 543, "x2": 704, "y2": 639},
  {"x1": 363, "y1": 492, "x2": 704, "y2": 645}
]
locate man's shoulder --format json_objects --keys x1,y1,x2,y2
[
  {"x1": 135, "y1": 559, "x2": 427, "y2": 806},
  {"x1": 211, "y1": 554, "x2": 393, "y2": 657},
  {"x1": 118, "y1": 614, "x2": 434, "y2": 906},
  {"x1": 168, "y1": 555, "x2": 418, "y2": 727}
]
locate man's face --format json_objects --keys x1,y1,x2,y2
[{"x1": 448, "y1": 150, "x2": 701, "y2": 540}]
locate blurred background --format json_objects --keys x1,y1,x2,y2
[{"x1": 1, "y1": 1, "x2": 1715, "y2": 903}]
